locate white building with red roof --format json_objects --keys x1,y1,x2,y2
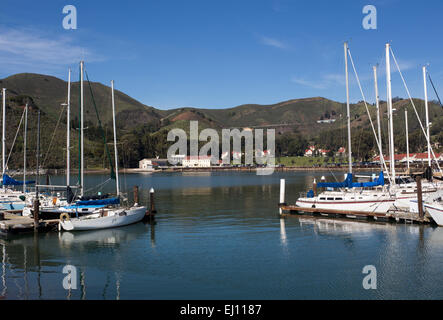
[{"x1": 182, "y1": 155, "x2": 212, "y2": 167}]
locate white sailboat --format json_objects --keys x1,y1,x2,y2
[
  {"x1": 296, "y1": 43, "x2": 443, "y2": 214},
  {"x1": 296, "y1": 42, "x2": 394, "y2": 213},
  {"x1": 0, "y1": 89, "x2": 35, "y2": 211},
  {"x1": 60, "y1": 77, "x2": 146, "y2": 231}
]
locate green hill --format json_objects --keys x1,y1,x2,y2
[{"x1": 0, "y1": 72, "x2": 441, "y2": 168}]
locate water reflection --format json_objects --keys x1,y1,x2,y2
[
  {"x1": 1, "y1": 172, "x2": 443, "y2": 299},
  {"x1": 0, "y1": 222, "x2": 154, "y2": 300}
]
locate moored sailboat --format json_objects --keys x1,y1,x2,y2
[{"x1": 60, "y1": 75, "x2": 146, "y2": 231}]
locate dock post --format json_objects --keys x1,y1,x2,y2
[
  {"x1": 279, "y1": 179, "x2": 286, "y2": 215},
  {"x1": 150, "y1": 188, "x2": 157, "y2": 214},
  {"x1": 133, "y1": 186, "x2": 139, "y2": 205},
  {"x1": 313, "y1": 179, "x2": 317, "y2": 197},
  {"x1": 33, "y1": 199, "x2": 40, "y2": 231},
  {"x1": 416, "y1": 176, "x2": 424, "y2": 220}
]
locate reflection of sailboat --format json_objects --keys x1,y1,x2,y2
[
  {"x1": 58, "y1": 223, "x2": 144, "y2": 247},
  {"x1": 298, "y1": 216, "x2": 393, "y2": 236},
  {"x1": 0, "y1": 220, "x2": 150, "y2": 299}
]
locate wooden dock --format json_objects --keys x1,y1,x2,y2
[
  {"x1": 0, "y1": 213, "x2": 59, "y2": 235},
  {"x1": 279, "y1": 205, "x2": 432, "y2": 224}
]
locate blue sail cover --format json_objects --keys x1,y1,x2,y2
[
  {"x1": 75, "y1": 197, "x2": 120, "y2": 206},
  {"x1": 351, "y1": 171, "x2": 385, "y2": 188},
  {"x1": 2, "y1": 174, "x2": 35, "y2": 186},
  {"x1": 316, "y1": 171, "x2": 384, "y2": 189},
  {"x1": 317, "y1": 173, "x2": 354, "y2": 188}
]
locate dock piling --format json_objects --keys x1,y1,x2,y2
[
  {"x1": 279, "y1": 179, "x2": 286, "y2": 215},
  {"x1": 133, "y1": 185, "x2": 139, "y2": 205},
  {"x1": 33, "y1": 199, "x2": 40, "y2": 231},
  {"x1": 313, "y1": 179, "x2": 317, "y2": 197},
  {"x1": 416, "y1": 176, "x2": 424, "y2": 219},
  {"x1": 150, "y1": 188, "x2": 156, "y2": 214}
]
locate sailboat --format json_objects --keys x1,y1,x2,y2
[
  {"x1": 296, "y1": 43, "x2": 443, "y2": 214},
  {"x1": 60, "y1": 78, "x2": 146, "y2": 231},
  {"x1": 0, "y1": 90, "x2": 36, "y2": 211},
  {"x1": 23, "y1": 64, "x2": 119, "y2": 218},
  {"x1": 296, "y1": 42, "x2": 393, "y2": 213}
]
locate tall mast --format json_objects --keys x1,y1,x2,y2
[
  {"x1": 405, "y1": 110, "x2": 410, "y2": 172},
  {"x1": 80, "y1": 61, "x2": 84, "y2": 196},
  {"x1": 2, "y1": 88, "x2": 5, "y2": 188},
  {"x1": 111, "y1": 80, "x2": 120, "y2": 197},
  {"x1": 423, "y1": 66, "x2": 431, "y2": 167},
  {"x1": 373, "y1": 65, "x2": 383, "y2": 171},
  {"x1": 67, "y1": 68, "x2": 71, "y2": 187},
  {"x1": 35, "y1": 110, "x2": 40, "y2": 200},
  {"x1": 385, "y1": 43, "x2": 395, "y2": 182},
  {"x1": 23, "y1": 104, "x2": 28, "y2": 193},
  {"x1": 344, "y1": 42, "x2": 352, "y2": 173}
]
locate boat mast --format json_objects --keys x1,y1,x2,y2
[
  {"x1": 35, "y1": 110, "x2": 40, "y2": 201},
  {"x1": 373, "y1": 65, "x2": 384, "y2": 172},
  {"x1": 2, "y1": 88, "x2": 5, "y2": 189},
  {"x1": 385, "y1": 43, "x2": 395, "y2": 182},
  {"x1": 111, "y1": 80, "x2": 120, "y2": 197},
  {"x1": 23, "y1": 104, "x2": 28, "y2": 193},
  {"x1": 405, "y1": 110, "x2": 410, "y2": 172},
  {"x1": 344, "y1": 42, "x2": 352, "y2": 173},
  {"x1": 423, "y1": 66, "x2": 431, "y2": 167},
  {"x1": 67, "y1": 68, "x2": 71, "y2": 187},
  {"x1": 80, "y1": 61, "x2": 84, "y2": 196}
]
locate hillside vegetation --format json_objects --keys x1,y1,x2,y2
[{"x1": 0, "y1": 73, "x2": 441, "y2": 169}]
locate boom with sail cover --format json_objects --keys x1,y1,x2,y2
[
  {"x1": 2, "y1": 174, "x2": 35, "y2": 186},
  {"x1": 75, "y1": 197, "x2": 120, "y2": 206},
  {"x1": 316, "y1": 172, "x2": 384, "y2": 189}
]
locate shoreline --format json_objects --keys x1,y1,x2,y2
[{"x1": 18, "y1": 165, "x2": 428, "y2": 175}]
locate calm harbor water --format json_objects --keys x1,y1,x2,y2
[{"x1": 1, "y1": 171, "x2": 443, "y2": 300}]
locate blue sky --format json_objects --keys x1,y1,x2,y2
[{"x1": 0, "y1": 0, "x2": 442, "y2": 109}]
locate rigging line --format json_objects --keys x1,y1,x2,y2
[
  {"x1": 5, "y1": 108, "x2": 26, "y2": 171},
  {"x1": 41, "y1": 103, "x2": 66, "y2": 168},
  {"x1": 389, "y1": 47, "x2": 442, "y2": 173},
  {"x1": 427, "y1": 72, "x2": 443, "y2": 107},
  {"x1": 327, "y1": 167, "x2": 339, "y2": 183},
  {"x1": 83, "y1": 177, "x2": 112, "y2": 194},
  {"x1": 84, "y1": 71, "x2": 116, "y2": 180},
  {"x1": 347, "y1": 48, "x2": 392, "y2": 184}
]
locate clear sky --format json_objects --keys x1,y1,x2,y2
[{"x1": 0, "y1": 0, "x2": 442, "y2": 109}]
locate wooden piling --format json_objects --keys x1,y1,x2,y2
[
  {"x1": 279, "y1": 179, "x2": 286, "y2": 215},
  {"x1": 150, "y1": 188, "x2": 157, "y2": 214},
  {"x1": 133, "y1": 185, "x2": 139, "y2": 205},
  {"x1": 416, "y1": 176, "x2": 424, "y2": 219},
  {"x1": 313, "y1": 179, "x2": 317, "y2": 197},
  {"x1": 33, "y1": 199, "x2": 40, "y2": 231}
]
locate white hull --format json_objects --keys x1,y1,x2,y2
[
  {"x1": 60, "y1": 206, "x2": 146, "y2": 231},
  {"x1": 425, "y1": 203, "x2": 443, "y2": 226},
  {"x1": 296, "y1": 198, "x2": 393, "y2": 213}
]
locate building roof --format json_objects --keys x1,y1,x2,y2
[{"x1": 184, "y1": 155, "x2": 212, "y2": 160}]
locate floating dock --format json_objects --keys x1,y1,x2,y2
[
  {"x1": 279, "y1": 205, "x2": 432, "y2": 224},
  {"x1": 0, "y1": 213, "x2": 59, "y2": 235},
  {"x1": 278, "y1": 178, "x2": 434, "y2": 225}
]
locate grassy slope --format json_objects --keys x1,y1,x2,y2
[{"x1": 0, "y1": 73, "x2": 441, "y2": 169}]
